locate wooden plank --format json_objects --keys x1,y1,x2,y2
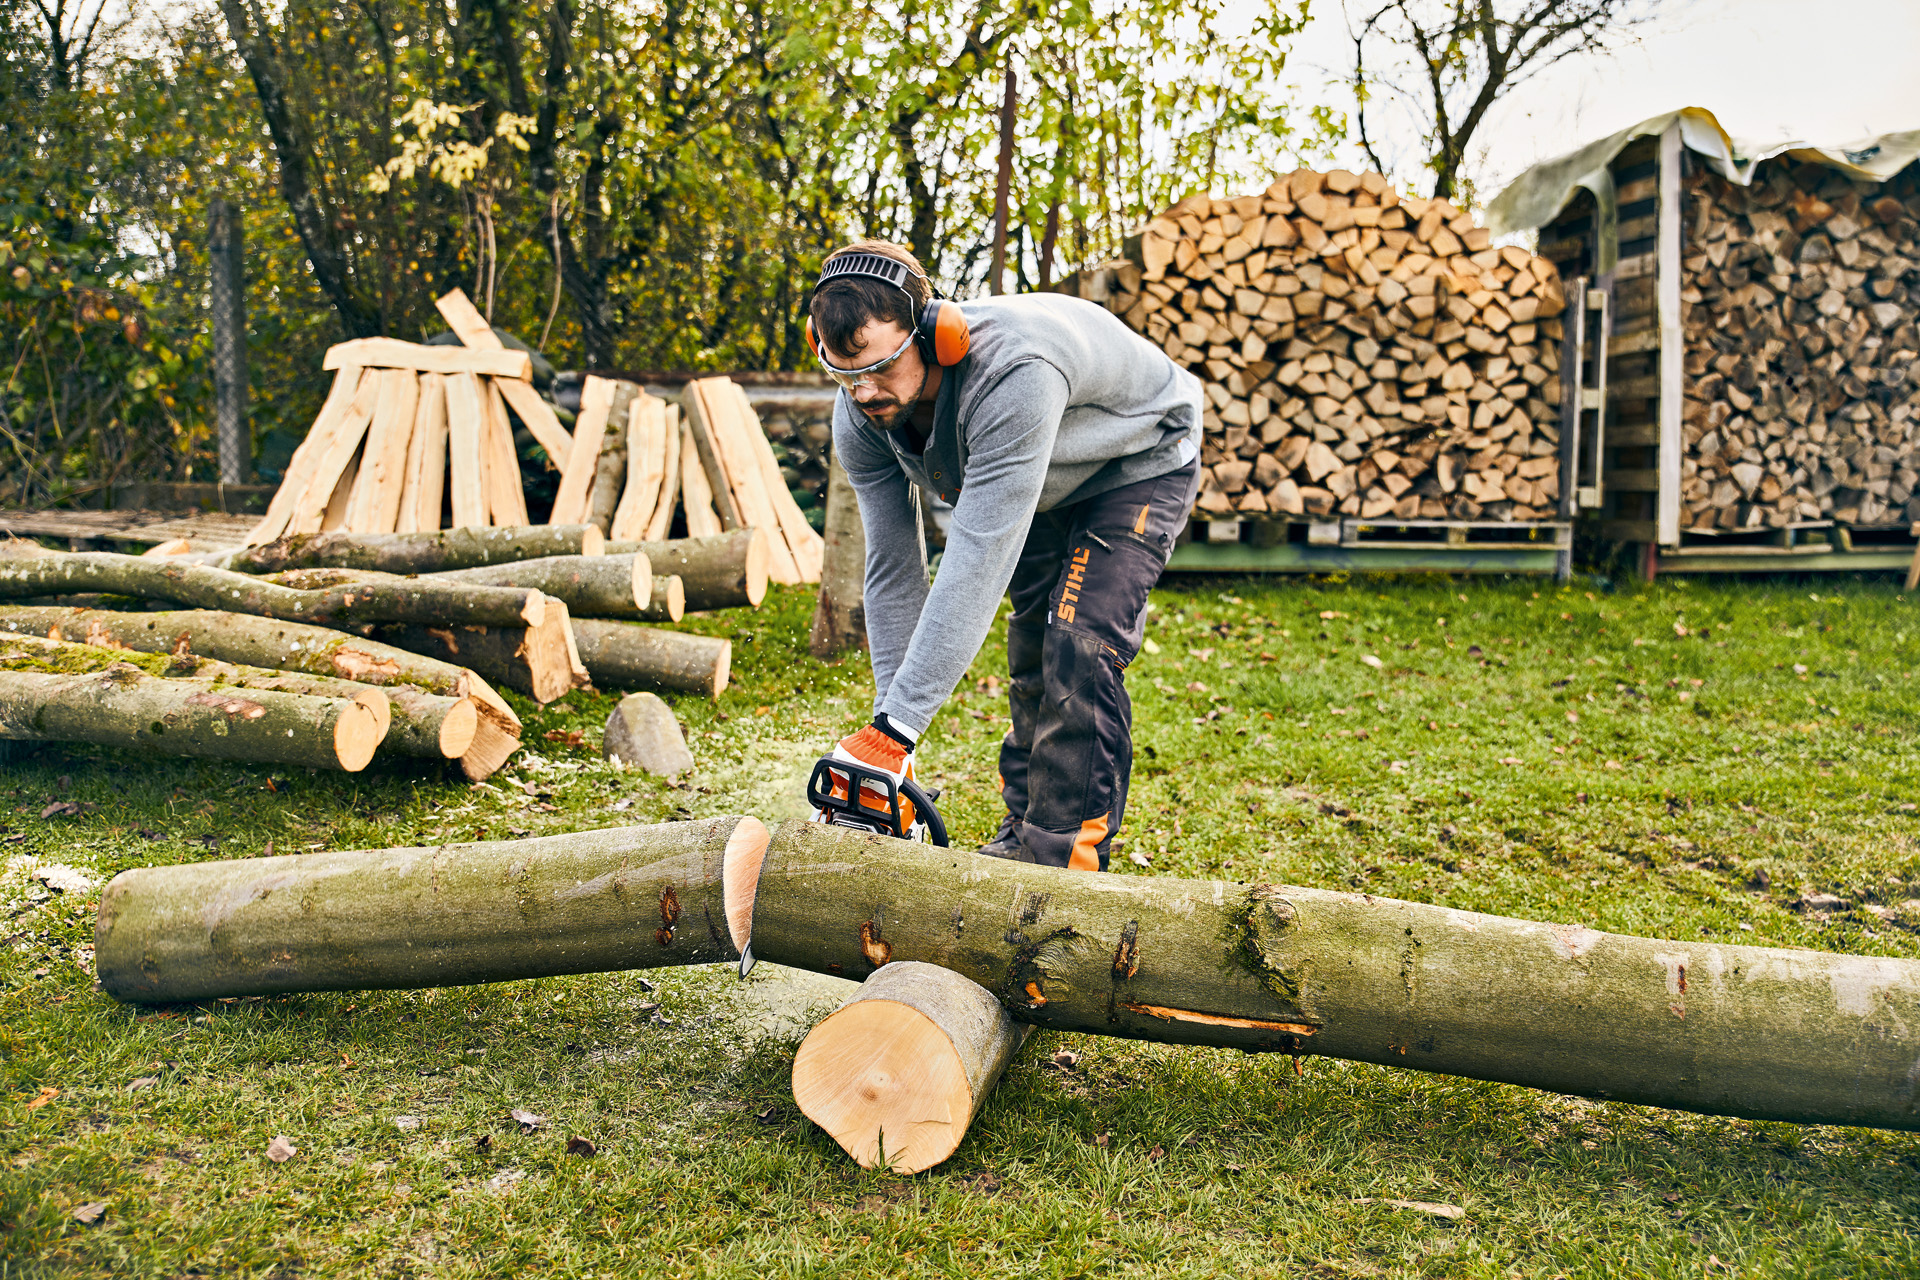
[
  {"x1": 1607, "y1": 469, "x2": 1662, "y2": 493},
  {"x1": 646, "y1": 404, "x2": 683, "y2": 542},
  {"x1": 679, "y1": 421, "x2": 723, "y2": 538},
  {"x1": 289, "y1": 371, "x2": 381, "y2": 536},
  {"x1": 692, "y1": 379, "x2": 800, "y2": 584},
  {"x1": 321, "y1": 454, "x2": 360, "y2": 532},
  {"x1": 496, "y1": 378, "x2": 574, "y2": 471},
  {"x1": 433, "y1": 288, "x2": 504, "y2": 350},
  {"x1": 550, "y1": 375, "x2": 615, "y2": 526},
  {"x1": 482, "y1": 378, "x2": 530, "y2": 527},
  {"x1": 323, "y1": 337, "x2": 529, "y2": 380},
  {"x1": 248, "y1": 366, "x2": 364, "y2": 545},
  {"x1": 1609, "y1": 329, "x2": 1660, "y2": 356},
  {"x1": 398, "y1": 374, "x2": 449, "y2": 533},
  {"x1": 610, "y1": 393, "x2": 665, "y2": 542},
  {"x1": 445, "y1": 372, "x2": 489, "y2": 529},
  {"x1": 1609, "y1": 423, "x2": 1660, "y2": 447},
  {"x1": 725, "y1": 380, "x2": 824, "y2": 581},
  {"x1": 346, "y1": 367, "x2": 419, "y2": 534},
  {"x1": 1656, "y1": 120, "x2": 1684, "y2": 547},
  {"x1": 677, "y1": 379, "x2": 744, "y2": 530}
]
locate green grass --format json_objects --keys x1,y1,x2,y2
[{"x1": 5, "y1": 572, "x2": 1920, "y2": 1277}]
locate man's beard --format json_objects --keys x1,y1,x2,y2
[{"x1": 858, "y1": 399, "x2": 908, "y2": 428}]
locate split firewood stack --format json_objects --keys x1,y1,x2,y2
[
  {"x1": 1679, "y1": 163, "x2": 1920, "y2": 531},
  {"x1": 1101, "y1": 169, "x2": 1568, "y2": 521}
]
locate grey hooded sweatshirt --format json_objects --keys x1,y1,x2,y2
[{"x1": 832, "y1": 292, "x2": 1203, "y2": 739}]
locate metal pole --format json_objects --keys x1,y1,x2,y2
[{"x1": 209, "y1": 198, "x2": 251, "y2": 486}]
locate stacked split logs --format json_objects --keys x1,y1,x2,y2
[
  {"x1": 1101, "y1": 169, "x2": 1569, "y2": 521},
  {"x1": 1680, "y1": 162, "x2": 1920, "y2": 530}
]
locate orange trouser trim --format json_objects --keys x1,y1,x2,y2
[{"x1": 1067, "y1": 814, "x2": 1110, "y2": 871}]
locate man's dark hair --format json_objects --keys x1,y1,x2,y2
[{"x1": 809, "y1": 240, "x2": 932, "y2": 361}]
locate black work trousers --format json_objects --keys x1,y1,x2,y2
[{"x1": 997, "y1": 457, "x2": 1199, "y2": 870}]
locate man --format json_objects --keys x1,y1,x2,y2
[{"x1": 808, "y1": 240, "x2": 1201, "y2": 870}]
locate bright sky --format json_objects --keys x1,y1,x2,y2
[{"x1": 1272, "y1": 0, "x2": 1920, "y2": 207}]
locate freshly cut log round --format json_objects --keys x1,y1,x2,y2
[
  {"x1": 793, "y1": 961, "x2": 1031, "y2": 1174},
  {"x1": 433, "y1": 553, "x2": 653, "y2": 618},
  {"x1": 744, "y1": 820, "x2": 1920, "y2": 1133},
  {"x1": 0, "y1": 665, "x2": 383, "y2": 772},
  {"x1": 639, "y1": 575, "x2": 685, "y2": 623},
  {"x1": 95, "y1": 816, "x2": 769, "y2": 1003},
  {"x1": 606, "y1": 529, "x2": 767, "y2": 610},
  {"x1": 569, "y1": 619, "x2": 728, "y2": 698},
  {"x1": 0, "y1": 552, "x2": 546, "y2": 629},
  {"x1": 376, "y1": 606, "x2": 589, "y2": 705},
  {"x1": 381, "y1": 686, "x2": 477, "y2": 759},
  {"x1": 204, "y1": 524, "x2": 605, "y2": 574}
]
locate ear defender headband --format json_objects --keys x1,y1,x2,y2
[{"x1": 804, "y1": 252, "x2": 971, "y2": 368}]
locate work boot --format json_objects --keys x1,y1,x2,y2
[{"x1": 977, "y1": 812, "x2": 1027, "y2": 860}]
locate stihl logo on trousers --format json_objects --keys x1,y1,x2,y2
[{"x1": 1055, "y1": 545, "x2": 1091, "y2": 623}]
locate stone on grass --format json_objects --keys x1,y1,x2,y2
[{"x1": 602, "y1": 691, "x2": 694, "y2": 775}]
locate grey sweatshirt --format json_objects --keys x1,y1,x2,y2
[{"x1": 833, "y1": 293, "x2": 1203, "y2": 739}]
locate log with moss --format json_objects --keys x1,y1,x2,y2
[
  {"x1": 376, "y1": 599, "x2": 589, "y2": 705},
  {"x1": 95, "y1": 816, "x2": 768, "y2": 1002},
  {"x1": 432, "y1": 553, "x2": 653, "y2": 619},
  {"x1": 0, "y1": 605, "x2": 517, "y2": 777},
  {"x1": 0, "y1": 664, "x2": 384, "y2": 772},
  {"x1": 0, "y1": 552, "x2": 547, "y2": 630},
  {"x1": 569, "y1": 618, "x2": 728, "y2": 698},
  {"x1": 606, "y1": 530, "x2": 767, "y2": 611},
  {"x1": 199, "y1": 525, "x2": 605, "y2": 574}
]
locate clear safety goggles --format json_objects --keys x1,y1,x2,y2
[{"x1": 816, "y1": 330, "x2": 916, "y2": 390}]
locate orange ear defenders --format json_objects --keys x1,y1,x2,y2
[{"x1": 804, "y1": 252, "x2": 971, "y2": 367}]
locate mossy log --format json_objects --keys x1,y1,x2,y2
[
  {"x1": 0, "y1": 605, "x2": 518, "y2": 777},
  {"x1": 95, "y1": 816, "x2": 769, "y2": 1002},
  {"x1": 202, "y1": 525, "x2": 605, "y2": 574},
  {"x1": 0, "y1": 665, "x2": 383, "y2": 772},
  {"x1": 376, "y1": 600, "x2": 589, "y2": 705},
  {"x1": 569, "y1": 619, "x2": 728, "y2": 698},
  {"x1": 0, "y1": 552, "x2": 546, "y2": 630},
  {"x1": 793, "y1": 961, "x2": 1030, "y2": 1174},
  {"x1": 606, "y1": 530, "x2": 767, "y2": 611},
  {"x1": 433, "y1": 553, "x2": 653, "y2": 618},
  {"x1": 743, "y1": 821, "x2": 1920, "y2": 1133}
]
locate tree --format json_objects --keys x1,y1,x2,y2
[{"x1": 1346, "y1": 0, "x2": 1652, "y2": 203}]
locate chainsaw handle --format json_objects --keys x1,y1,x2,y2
[
  {"x1": 899, "y1": 778, "x2": 948, "y2": 848},
  {"x1": 805, "y1": 757, "x2": 949, "y2": 848}
]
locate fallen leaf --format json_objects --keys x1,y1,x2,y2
[
  {"x1": 1147, "y1": 1144, "x2": 1166, "y2": 1162},
  {"x1": 393, "y1": 1115, "x2": 423, "y2": 1131},
  {"x1": 1049, "y1": 1050, "x2": 1081, "y2": 1070},
  {"x1": 126, "y1": 1077, "x2": 158, "y2": 1091},
  {"x1": 509, "y1": 1108, "x2": 545, "y2": 1133},
  {"x1": 542, "y1": 729, "x2": 585, "y2": 747},
  {"x1": 1353, "y1": 1197, "x2": 1465, "y2": 1221},
  {"x1": 70, "y1": 1201, "x2": 108, "y2": 1225},
  {"x1": 266, "y1": 1135, "x2": 298, "y2": 1163},
  {"x1": 39, "y1": 801, "x2": 89, "y2": 819},
  {"x1": 1360, "y1": 654, "x2": 1383, "y2": 669},
  {"x1": 1225, "y1": 1163, "x2": 1244, "y2": 1173},
  {"x1": 24, "y1": 1086, "x2": 58, "y2": 1110},
  {"x1": 1186, "y1": 681, "x2": 1208, "y2": 693},
  {"x1": 1092, "y1": 1132, "x2": 1111, "y2": 1149},
  {"x1": 1498, "y1": 756, "x2": 1524, "y2": 766},
  {"x1": 1127, "y1": 848, "x2": 1152, "y2": 867},
  {"x1": 566, "y1": 1136, "x2": 597, "y2": 1157},
  {"x1": 754, "y1": 1104, "x2": 780, "y2": 1125},
  {"x1": 30, "y1": 863, "x2": 97, "y2": 893}
]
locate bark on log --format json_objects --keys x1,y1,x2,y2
[
  {"x1": 809, "y1": 454, "x2": 866, "y2": 658},
  {"x1": 376, "y1": 605, "x2": 588, "y2": 705},
  {"x1": 638, "y1": 576, "x2": 684, "y2": 623},
  {"x1": 382, "y1": 685, "x2": 479, "y2": 759},
  {"x1": 793, "y1": 960, "x2": 1030, "y2": 1173},
  {"x1": 0, "y1": 552, "x2": 546, "y2": 630},
  {"x1": 433, "y1": 553, "x2": 653, "y2": 619},
  {"x1": 569, "y1": 619, "x2": 729, "y2": 698},
  {"x1": 203, "y1": 525, "x2": 605, "y2": 575},
  {"x1": 0, "y1": 665, "x2": 383, "y2": 772},
  {"x1": 605, "y1": 529, "x2": 767, "y2": 611},
  {"x1": 94, "y1": 816, "x2": 769, "y2": 1003},
  {"x1": 0, "y1": 605, "x2": 519, "y2": 777},
  {"x1": 742, "y1": 821, "x2": 1920, "y2": 1133}
]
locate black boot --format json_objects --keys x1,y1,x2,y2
[{"x1": 977, "y1": 812, "x2": 1028, "y2": 860}]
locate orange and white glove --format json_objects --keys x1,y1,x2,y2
[{"x1": 811, "y1": 720, "x2": 919, "y2": 834}]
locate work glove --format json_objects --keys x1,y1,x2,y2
[{"x1": 810, "y1": 719, "x2": 920, "y2": 836}]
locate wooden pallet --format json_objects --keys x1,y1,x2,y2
[
  {"x1": 1171, "y1": 517, "x2": 1572, "y2": 576},
  {"x1": 1648, "y1": 522, "x2": 1918, "y2": 576},
  {"x1": 0, "y1": 509, "x2": 257, "y2": 550}
]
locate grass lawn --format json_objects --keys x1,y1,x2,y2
[{"x1": 4, "y1": 570, "x2": 1920, "y2": 1278}]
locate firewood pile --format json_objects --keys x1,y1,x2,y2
[
  {"x1": 1097, "y1": 169, "x2": 1569, "y2": 521},
  {"x1": 1680, "y1": 162, "x2": 1920, "y2": 530}
]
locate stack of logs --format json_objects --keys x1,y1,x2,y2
[
  {"x1": 1680, "y1": 161, "x2": 1920, "y2": 530},
  {"x1": 1102, "y1": 169, "x2": 1569, "y2": 521}
]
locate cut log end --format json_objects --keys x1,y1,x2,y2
[
  {"x1": 792, "y1": 998, "x2": 975, "y2": 1174},
  {"x1": 332, "y1": 700, "x2": 385, "y2": 772},
  {"x1": 520, "y1": 591, "x2": 548, "y2": 629},
  {"x1": 352, "y1": 688, "x2": 392, "y2": 744},
  {"x1": 629, "y1": 553, "x2": 654, "y2": 612},
  {"x1": 743, "y1": 529, "x2": 769, "y2": 607},
  {"x1": 657, "y1": 576, "x2": 685, "y2": 623},
  {"x1": 437, "y1": 697, "x2": 479, "y2": 759},
  {"x1": 579, "y1": 526, "x2": 605, "y2": 557},
  {"x1": 722, "y1": 815, "x2": 769, "y2": 955}
]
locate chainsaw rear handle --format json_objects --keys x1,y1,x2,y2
[{"x1": 806, "y1": 757, "x2": 949, "y2": 848}]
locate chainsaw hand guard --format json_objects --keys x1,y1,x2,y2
[{"x1": 806, "y1": 757, "x2": 948, "y2": 847}]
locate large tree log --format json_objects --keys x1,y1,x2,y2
[
  {"x1": 793, "y1": 961, "x2": 1030, "y2": 1174},
  {"x1": 0, "y1": 665, "x2": 383, "y2": 772},
  {"x1": 203, "y1": 525, "x2": 605, "y2": 575},
  {"x1": 605, "y1": 529, "x2": 767, "y2": 610},
  {"x1": 95, "y1": 817, "x2": 768, "y2": 1002},
  {"x1": 433, "y1": 553, "x2": 653, "y2": 618},
  {"x1": 377, "y1": 601, "x2": 589, "y2": 705},
  {"x1": 0, "y1": 606, "x2": 518, "y2": 777},
  {"x1": 569, "y1": 619, "x2": 729, "y2": 698},
  {"x1": 742, "y1": 822, "x2": 1920, "y2": 1133},
  {"x1": 0, "y1": 552, "x2": 546, "y2": 630}
]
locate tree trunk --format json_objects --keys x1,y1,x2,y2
[
  {"x1": 376, "y1": 603, "x2": 588, "y2": 705},
  {"x1": 605, "y1": 530, "x2": 767, "y2": 610},
  {"x1": 809, "y1": 454, "x2": 866, "y2": 658},
  {"x1": 94, "y1": 816, "x2": 769, "y2": 1003},
  {"x1": 638, "y1": 576, "x2": 684, "y2": 623},
  {"x1": 568, "y1": 619, "x2": 729, "y2": 698},
  {"x1": 741, "y1": 821, "x2": 1920, "y2": 1133},
  {"x1": 0, "y1": 553, "x2": 547, "y2": 630},
  {"x1": 585, "y1": 382, "x2": 635, "y2": 536},
  {"x1": 793, "y1": 960, "x2": 1030, "y2": 1173},
  {"x1": 0, "y1": 666, "x2": 383, "y2": 772},
  {"x1": 0, "y1": 605, "x2": 519, "y2": 778},
  {"x1": 205, "y1": 525, "x2": 605, "y2": 575},
  {"x1": 433, "y1": 553, "x2": 652, "y2": 618}
]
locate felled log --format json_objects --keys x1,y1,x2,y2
[
  {"x1": 741, "y1": 821, "x2": 1920, "y2": 1133},
  {"x1": 381, "y1": 685, "x2": 479, "y2": 759},
  {"x1": 433, "y1": 553, "x2": 653, "y2": 619},
  {"x1": 205, "y1": 525, "x2": 605, "y2": 575},
  {"x1": 0, "y1": 552, "x2": 547, "y2": 630},
  {"x1": 809, "y1": 454, "x2": 866, "y2": 658},
  {"x1": 585, "y1": 382, "x2": 636, "y2": 536},
  {"x1": 377, "y1": 600, "x2": 589, "y2": 705},
  {"x1": 0, "y1": 665, "x2": 383, "y2": 772},
  {"x1": 0, "y1": 605, "x2": 519, "y2": 778},
  {"x1": 605, "y1": 529, "x2": 767, "y2": 610},
  {"x1": 638, "y1": 576, "x2": 684, "y2": 623},
  {"x1": 94, "y1": 816, "x2": 769, "y2": 1003},
  {"x1": 792, "y1": 961, "x2": 1029, "y2": 1173},
  {"x1": 569, "y1": 619, "x2": 729, "y2": 698}
]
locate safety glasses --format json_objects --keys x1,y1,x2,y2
[{"x1": 815, "y1": 329, "x2": 916, "y2": 390}]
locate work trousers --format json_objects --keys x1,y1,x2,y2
[{"x1": 997, "y1": 457, "x2": 1199, "y2": 870}]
